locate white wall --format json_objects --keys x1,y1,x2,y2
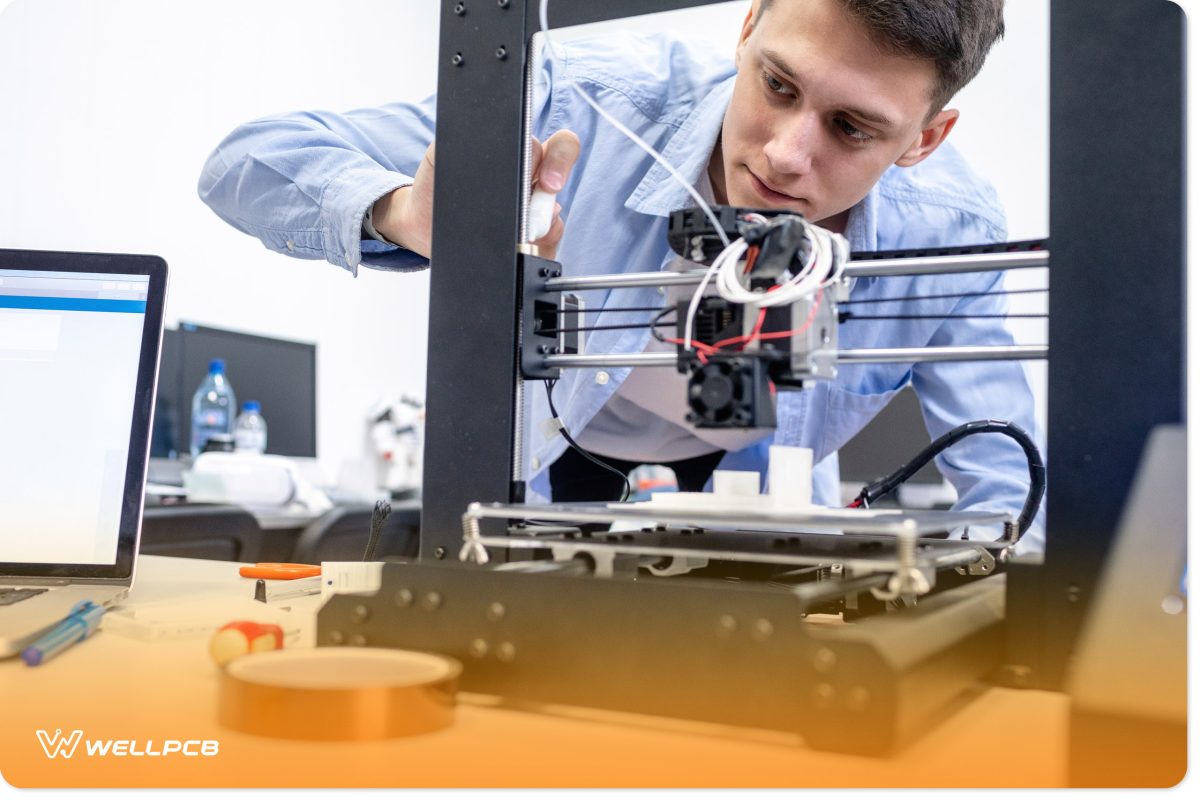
[
  {"x1": 0, "y1": 0, "x2": 1048, "y2": 479},
  {"x1": 0, "y1": 0, "x2": 440, "y2": 482}
]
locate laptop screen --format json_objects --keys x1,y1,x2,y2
[{"x1": 0, "y1": 251, "x2": 166, "y2": 577}]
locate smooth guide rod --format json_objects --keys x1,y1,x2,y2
[
  {"x1": 543, "y1": 250, "x2": 1049, "y2": 293},
  {"x1": 543, "y1": 345, "x2": 1048, "y2": 369}
]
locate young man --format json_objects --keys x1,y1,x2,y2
[{"x1": 199, "y1": 0, "x2": 1044, "y2": 551}]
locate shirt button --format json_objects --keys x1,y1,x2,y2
[
  {"x1": 531, "y1": 457, "x2": 541, "y2": 470},
  {"x1": 595, "y1": 371, "x2": 610, "y2": 385},
  {"x1": 285, "y1": 240, "x2": 295, "y2": 252}
]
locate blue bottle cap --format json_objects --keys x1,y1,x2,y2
[
  {"x1": 243, "y1": 401, "x2": 261, "y2": 413},
  {"x1": 209, "y1": 358, "x2": 226, "y2": 374}
]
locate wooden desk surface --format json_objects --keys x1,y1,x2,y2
[{"x1": 0, "y1": 556, "x2": 1068, "y2": 788}]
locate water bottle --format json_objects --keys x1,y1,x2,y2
[
  {"x1": 234, "y1": 401, "x2": 268, "y2": 454},
  {"x1": 190, "y1": 359, "x2": 237, "y2": 457}
]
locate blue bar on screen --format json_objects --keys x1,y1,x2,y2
[{"x1": 0, "y1": 295, "x2": 146, "y2": 314}]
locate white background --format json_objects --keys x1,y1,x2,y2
[{"x1": 0, "y1": 0, "x2": 1048, "y2": 483}]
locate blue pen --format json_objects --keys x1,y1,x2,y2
[{"x1": 20, "y1": 601, "x2": 105, "y2": 666}]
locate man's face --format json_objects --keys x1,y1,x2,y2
[{"x1": 713, "y1": 0, "x2": 957, "y2": 231}]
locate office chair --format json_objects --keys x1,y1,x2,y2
[
  {"x1": 291, "y1": 501, "x2": 420, "y2": 563},
  {"x1": 140, "y1": 504, "x2": 265, "y2": 562}
]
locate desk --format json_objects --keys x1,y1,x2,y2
[
  {"x1": 0, "y1": 556, "x2": 1069, "y2": 788},
  {"x1": 140, "y1": 500, "x2": 422, "y2": 564}
]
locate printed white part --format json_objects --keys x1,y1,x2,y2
[
  {"x1": 527, "y1": 188, "x2": 557, "y2": 241},
  {"x1": 769, "y1": 445, "x2": 814, "y2": 508},
  {"x1": 712, "y1": 470, "x2": 762, "y2": 497}
]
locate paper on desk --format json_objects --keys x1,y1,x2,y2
[{"x1": 100, "y1": 596, "x2": 307, "y2": 643}]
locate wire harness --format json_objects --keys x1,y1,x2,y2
[
  {"x1": 684, "y1": 214, "x2": 849, "y2": 352},
  {"x1": 848, "y1": 419, "x2": 1046, "y2": 540}
]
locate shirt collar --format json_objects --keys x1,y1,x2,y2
[
  {"x1": 625, "y1": 76, "x2": 734, "y2": 217},
  {"x1": 842, "y1": 181, "x2": 878, "y2": 253}
]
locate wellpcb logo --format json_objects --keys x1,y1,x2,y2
[
  {"x1": 36, "y1": 729, "x2": 83, "y2": 759},
  {"x1": 36, "y1": 728, "x2": 219, "y2": 759}
]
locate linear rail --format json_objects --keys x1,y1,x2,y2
[
  {"x1": 543, "y1": 250, "x2": 1049, "y2": 293},
  {"x1": 542, "y1": 344, "x2": 1048, "y2": 369}
]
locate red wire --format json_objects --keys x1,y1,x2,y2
[
  {"x1": 669, "y1": 286, "x2": 822, "y2": 355},
  {"x1": 752, "y1": 288, "x2": 824, "y2": 342},
  {"x1": 664, "y1": 337, "x2": 715, "y2": 355},
  {"x1": 742, "y1": 245, "x2": 760, "y2": 275},
  {"x1": 745, "y1": 306, "x2": 768, "y2": 347}
]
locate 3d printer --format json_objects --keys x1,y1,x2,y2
[{"x1": 318, "y1": 0, "x2": 1185, "y2": 771}]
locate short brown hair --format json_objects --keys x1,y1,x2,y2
[{"x1": 759, "y1": 0, "x2": 1006, "y2": 112}]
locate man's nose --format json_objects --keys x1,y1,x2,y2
[{"x1": 763, "y1": 112, "x2": 820, "y2": 176}]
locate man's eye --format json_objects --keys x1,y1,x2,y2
[
  {"x1": 835, "y1": 116, "x2": 871, "y2": 143},
  {"x1": 762, "y1": 72, "x2": 788, "y2": 95}
]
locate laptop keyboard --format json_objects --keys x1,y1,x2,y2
[{"x1": 0, "y1": 588, "x2": 49, "y2": 606}]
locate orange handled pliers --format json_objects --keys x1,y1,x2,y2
[{"x1": 238, "y1": 563, "x2": 321, "y2": 580}]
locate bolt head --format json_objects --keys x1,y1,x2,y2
[
  {"x1": 394, "y1": 588, "x2": 414, "y2": 607},
  {"x1": 847, "y1": 686, "x2": 870, "y2": 712},
  {"x1": 812, "y1": 683, "x2": 835, "y2": 710},
  {"x1": 434, "y1": 546, "x2": 447, "y2": 559},
  {"x1": 496, "y1": 642, "x2": 516, "y2": 662},
  {"x1": 486, "y1": 602, "x2": 507, "y2": 621},
  {"x1": 812, "y1": 647, "x2": 837, "y2": 673}
]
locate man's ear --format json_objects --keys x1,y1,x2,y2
[
  {"x1": 736, "y1": 1, "x2": 760, "y2": 65},
  {"x1": 895, "y1": 109, "x2": 959, "y2": 167}
]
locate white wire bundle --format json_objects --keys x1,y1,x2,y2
[
  {"x1": 684, "y1": 219, "x2": 850, "y2": 351},
  {"x1": 536, "y1": 0, "x2": 730, "y2": 255},
  {"x1": 717, "y1": 217, "x2": 849, "y2": 308}
]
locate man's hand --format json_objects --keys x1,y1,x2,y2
[{"x1": 371, "y1": 130, "x2": 581, "y2": 260}]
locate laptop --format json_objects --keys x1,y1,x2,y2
[{"x1": 0, "y1": 248, "x2": 167, "y2": 657}]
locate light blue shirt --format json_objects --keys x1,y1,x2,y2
[{"x1": 199, "y1": 33, "x2": 1045, "y2": 552}]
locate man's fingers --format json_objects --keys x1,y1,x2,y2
[
  {"x1": 535, "y1": 130, "x2": 580, "y2": 192},
  {"x1": 534, "y1": 213, "x2": 566, "y2": 260},
  {"x1": 529, "y1": 136, "x2": 545, "y2": 179}
]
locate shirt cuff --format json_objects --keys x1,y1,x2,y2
[{"x1": 320, "y1": 167, "x2": 417, "y2": 276}]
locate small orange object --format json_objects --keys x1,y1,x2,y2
[
  {"x1": 210, "y1": 621, "x2": 285, "y2": 667},
  {"x1": 238, "y1": 563, "x2": 321, "y2": 580}
]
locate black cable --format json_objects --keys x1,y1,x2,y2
[
  {"x1": 853, "y1": 419, "x2": 1046, "y2": 540},
  {"x1": 363, "y1": 500, "x2": 391, "y2": 561},
  {"x1": 541, "y1": 322, "x2": 675, "y2": 336},
  {"x1": 558, "y1": 305, "x2": 669, "y2": 314},
  {"x1": 839, "y1": 287, "x2": 1048, "y2": 306},
  {"x1": 650, "y1": 306, "x2": 677, "y2": 344},
  {"x1": 543, "y1": 380, "x2": 632, "y2": 502},
  {"x1": 841, "y1": 313, "x2": 1048, "y2": 322}
]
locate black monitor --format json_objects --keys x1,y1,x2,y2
[
  {"x1": 152, "y1": 323, "x2": 317, "y2": 459},
  {"x1": 838, "y1": 385, "x2": 943, "y2": 489}
]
